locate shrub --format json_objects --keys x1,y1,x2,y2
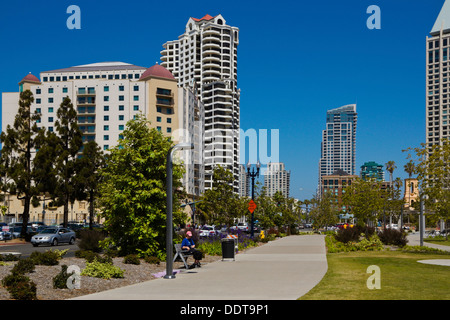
[
  {"x1": 2, "y1": 273, "x2": 37, "y2": 300},
  {"x1": 52, "y1": 265, "x2": 75, "y2": 289},
  {"x1": 144, "y1": 256, "x2": 160, "y2": 265},
  {"x1": 123, "y1": 254, "x2": 140, "y2": 265},
  {"x1": 0, "y1": 254, "x2": 20, "y2": 262},
  {"x1": 11, "y1": 258, "x2": 35, "y2": 275},
  {"x1": 30, "y1": 250, "x2": 60, "y2": 266},
  {"x1": 2, "y1": 273, "x2": 30, "y2": 288},
  {"x1": 75, "y1": 250, "x2": 112, "y2": 264},
  {"x1": 6, "y1": 279, "x2": 37, "y2": 300},
  {"x1": 334, "y1": 226, "x2": 360, "y2": 244},
  {"x1": 77, "y1": 229, "x2": 105, "y2": 253},
  {"x1": 378, "y1": 228, "x2": 408, "y2": 247},
  {"x1": 81, "y1": 260, "x2": 124, "y2": 279},
  {"x1": 401, "y1": 245, "x2": 450, "y2": 255}
]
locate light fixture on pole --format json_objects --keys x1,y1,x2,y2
[
  {"x1": 164, "y1": 142, "x2": 194, "y2": 279},
  {"x1": 247, "y1": 160, "x2": 260, "y2": 239}
]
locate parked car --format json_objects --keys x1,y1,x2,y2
[
  {"x1": 9, "y1": 226, "x2": 36, "y2": 239},
  {"x1": 31, "y1": 227, "x2": 76, "y2": 247},
  {"x1": 0, "y1": 231, "x2": 12, "y2": 241},
  {"x1": 237, "y1": 222, "x2": 249, "y2": 233},
  {"x1": 386, "y1": 224, "x2": 399, "y2": 230},
  {"x1": 199, "y1": 225, "x2": 220, "y2": 237}
]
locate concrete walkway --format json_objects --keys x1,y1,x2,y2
[
  {"x1": 407, "y1": 232, "x2": 450, "y2": 252},
  {"x1": 71, "y1": 234, "x2": 327, "y2": 300}
]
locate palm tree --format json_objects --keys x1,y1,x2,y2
[
  {"x1": 385, "y1": 161, "x2": 397, "y2": 186},
  {"x1": 385, "y1": 161, "x2": 396, "y2": 226},
  {"x1": 404, "y1": 160, "x2": 415, "y2": 179}
]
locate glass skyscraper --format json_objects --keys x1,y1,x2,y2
[{"x1": 318, "y1": 104, "x2": 357, "y2": 192}]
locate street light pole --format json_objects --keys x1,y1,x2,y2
[
  {"x1": 247, "y1": 161, "x2": 260, "y2": 239},
  {"x1": 164, "y1": 143, "x2": 194, "y2": 279}
]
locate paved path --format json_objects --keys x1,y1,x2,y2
[
  {"x1": 407, "y1": 233, "x2": 450, "y2": 252},
  {"x1": 71, "y1": 234, "x2": 327, "y2": 300}
]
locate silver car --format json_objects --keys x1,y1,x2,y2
[{"x1": 31, "y1": 227, "x2": 76, "y2": 247}]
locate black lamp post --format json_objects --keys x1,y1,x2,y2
[{"x1": 247, "y1": 161, "x2": 260, "y2": 239}]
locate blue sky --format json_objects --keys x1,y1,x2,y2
[{"x1": 0, "y1": 0, "x2": 445, "y2": 200}]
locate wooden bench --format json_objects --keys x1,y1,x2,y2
[{"x1": 173, "y1": 243, "x2": 192, "y2": 269}]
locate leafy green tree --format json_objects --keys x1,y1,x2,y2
[
  {"x1": 52, "y1": 97, "x2": 83, "y2": 227},
  {"x1": 197, "y1": 165, "x2": 241, "y2": 226},
  {"x1": 309, "y1": 191, "x2": 339, "y2": 230},
  {"x1": 0, "y1": 90, "x2": 41, "y2": 236},
  {"x1": 99, "y1": 115, "x2": 184, "y2": 258},
  {"x1": 405, "y1": 139, "x2": 450, "y2": 238},
  {"x1": 272, "y1": 191, "x2": 299, "y2": 232},
  {"x1": 342, "y1": 177, "x2": 386, "y2": 227},
  {"x1": 253, "y1": 184, "x2": 279, "y2": 230}
]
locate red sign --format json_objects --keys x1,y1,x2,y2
[{"x1": 248, "y1": 200, "x2": 257, "y2": 214}]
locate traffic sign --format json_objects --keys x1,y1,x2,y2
[{"x1": 248, "y1": 199, "x2": 257, "y2": 213}]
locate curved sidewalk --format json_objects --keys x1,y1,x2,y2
[{"x1": 71, "y1": 234, "x2": 327, "y2": 300}]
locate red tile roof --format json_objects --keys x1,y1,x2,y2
[
  {"x1": 139, "y1": 64, "x2": 175, "y2": 81},
  {"x1": 192, "y1": 14, "x2": 215, "y2": 22},
  {"x1": 20, "y1": 73, "x2": 41, "y2": 84}
]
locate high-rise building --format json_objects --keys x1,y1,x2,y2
[
  {"x1": 160, "y1": 14, "x2": 240, "y2": 193},
  {"x1": 427, "y1": 0, "x2": 450, "y2": 147},
  {"x1": 238, "y1": 164, "x2": 250, "y2": 198},
  {"x1": 318, "y1": 104, "x2": 357, "y2": 192},
  {"x1": 264, "y1": 162, "x2": 291, "y2": 198},
  {"x1": 360, "y1": 161, "x2": 385, "y2": 182},
  {"x1": 2, "y1": 61, "x2": 204, "y2": 196}
]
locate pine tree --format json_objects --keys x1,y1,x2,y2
[
  {"x1": 74, "y1": 140, "x2": 105, "y2": 229},
  {"x1": 0, "y1": 90, "x2": 41, "y2": 237},
  {"x1": 53, "y1": 96, "x2": 83, "y2": 227}
]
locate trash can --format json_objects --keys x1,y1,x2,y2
[{"x1": 221, "y1": 238, "x2": 235, "y2": 261}]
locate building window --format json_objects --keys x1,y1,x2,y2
[
  {"x1": 119, "y1": 86, "x2": 124, "y2": 91},
  {"x1": 119, "y1": 95, "x2": 124, "y2": 101},
  {"x1": 104, "y1": 106, "x2": 109, "y2": 111},
  {"x1": 157, "y1": 117, "x2": 162, "y2": 122},
  {"x1": 62, "y1": 87, "x2": 68, "y2": 93},
  {"x1": 119, "y1": 115, "x2": 124, "y2": 121},
  {"x1": 119, "y1": 105, "x2": 124, "y2": 111},
  {"x1": 36, "y1": 98, "x2": 41, "y2": 104},
  {"x1": 167, "y1": 118, "x2": 172, "y2": 123},
  {"x1": 133, "y1": 85, "x2": 139, "y2": 91},
  {"x1": 48, "y1": 117, "x2": 54, "y2": 123},
  {"x1": 104, "y1": 135, "x2": 109, "y2": 141},
  {"x1": 104, "y1": 125, "x2": 109, "y2": 131},
  {"x1": 133, "y1": 95, "x2": 139, "y2": 101},
  {"x1": 167, "y1": 127, "x2": 172, "y2": 133},
  {"x1": 157, "y1": 126, "x2": 161, "y2": 131},
  {"x1": 133, "y1": 105, "x2": 139, "y2": 111},
  {"x1": 48, "y1": 107, "x2": 53, "y2": 113},
  {"x1": 36, "y1": 89, "x2": 41, "y2": 94},
  {"x1": 104, "y1": 145, "x2": 109, "y2": 150},
  {"x1": 104, "y1": 115, "x2": 109, "y2": 121},
  {"x1": 104, "y1": 96, "x2": 109, "y2": 102},
  {"x1": 119, "y1": 125, "x2": 124, "y2": 130},
  {"x1": 104, "y1": 86, "x2": 109, "y2": 92},
  {"x1": 48, "y1": 88, "x2": 54, "y2": 94}
]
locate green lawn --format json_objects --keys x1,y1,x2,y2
[
  {"x1": 424, "y1": 238, "x2": 450, "y2": 246},
  {"x1": 300, "y1": 250, "x2": 450, "y2": 300}
]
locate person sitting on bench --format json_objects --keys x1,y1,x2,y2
[{"x1": 181, "y1": 231, "x2": 202, "y2": 268}]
